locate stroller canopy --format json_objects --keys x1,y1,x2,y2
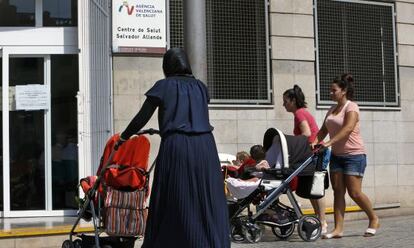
[{"x1": 264, "y1": 128, "x2": 314, "y2": 175}]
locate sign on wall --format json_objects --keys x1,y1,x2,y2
[{"x1": 112, "y1": 0, "x2": 167, "y2": 54}]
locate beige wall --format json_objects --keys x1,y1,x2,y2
[
  {"x1": 113, "y1": 0, "x2": 414, "y2": 211},
  {"x1": 395, "y1": 0, "x2": 414, "y2": 209}
]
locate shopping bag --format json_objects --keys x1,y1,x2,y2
[
  {"x1": 104, "y1": 187, "x2": 147, "y2": 236},
  {"x1": 310, "y1": 171, "x2": 326, "y2": 197}
]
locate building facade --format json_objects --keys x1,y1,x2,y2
[
  {"x1": 114, "y1": 0, "x2": 414, "y2": 214},
  {"x1": 0, "y1": 0, "x2": 413, "y2": 218}
]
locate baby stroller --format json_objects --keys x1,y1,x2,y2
[
  {"x1": 61, "y1": 129, "x2": 160, "y2": 248},
  {"x1": 226, "y1": 128, "x2": 327, "y2": 243}
]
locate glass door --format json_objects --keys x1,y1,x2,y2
[
  {"x1": 9, "y1": 57, "x2": 46, "y2": 211},
  {"x1": 2, "y1": 51, "x2": 78, "y2": 217},
  {"x1": 0, "y1": 51, "x2": 3, "y2": 216},
  {"x1": 49, "y1": 55, "x2": 79, "y2": 211}
]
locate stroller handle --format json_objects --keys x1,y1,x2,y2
[
  {"x1": 114, "y1": 129, "x2": 160, "y2": 151},
  {"x1": 136, "y1": 128, "x2": 161, "y2": 136},
  {"x1": 312, "y1": 144, "x2": 327, "y2": 155}
]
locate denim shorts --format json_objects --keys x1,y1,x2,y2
[{"x1": 329, "y1": 154, "x2": 367, "y2": 177}]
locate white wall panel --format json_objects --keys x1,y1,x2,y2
[
  {"x1": 78, "y1": 0, "x2": 112, "y2": 178},
  {"x1": 0, "y1": 27, "x2": 77, "y2": 46}
]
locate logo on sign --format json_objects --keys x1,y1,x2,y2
[{"x1": 118, "y1": 1, "x2": 134, "y2": 15}]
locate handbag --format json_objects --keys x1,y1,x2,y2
[{"x1": 310, "y1": 171, "x2": 326, "y2": 197}]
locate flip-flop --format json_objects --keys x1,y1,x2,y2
[
  {"x1": 364, "y1": 220, "x2": 380, "y2": 237},
  {"x1": 322, "y1": 232, "x2": 343, "y2": 239},
  {"x1": 364, "y1": 228, "x2": 377, "y2": 237}
]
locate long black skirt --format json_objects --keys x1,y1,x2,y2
[{"x1": 142, "y1": 132, "x2": 230, "y2": 248}]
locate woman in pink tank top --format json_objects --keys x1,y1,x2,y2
[
  {"x1": 283, "y1": 84, "x2": 328, "y2": 234},
  {"x1": 312, "y1": 74, "x2": 379, "y2": 239}
]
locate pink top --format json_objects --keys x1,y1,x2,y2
[
  {"x1": 325, "y1": 101, "x2": 365, "y2": 155},
  {"x1": 294, "y1": 108, "x2": 319, "y2": 143}
]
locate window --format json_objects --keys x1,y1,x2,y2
[
  {"x1": 0, "y1": 0, "x2": 35, "y2": 26},
  {"x1": 43, "y1": 0, "x2": 77, "y2": 26},
  {"x1": 169, "y1": 0, "x2": 271, "y2": 104},
  {"x1": 315, "y1": 0, "x2": 399, "y2": 107},
  {"x1": 0, "y1": 0, "x2": 77, "y2": 27}
]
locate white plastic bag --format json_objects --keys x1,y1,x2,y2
[{"x1": 310, "y1": 171, "x2": 326, "y2": 197}]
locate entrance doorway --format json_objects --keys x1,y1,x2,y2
[{"x1": 1, "y1": 50, "x2": 78, "y2": 217}]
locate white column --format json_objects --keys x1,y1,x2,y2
[{"x1": 77, "y1": 0, "x2": 113, "y2": 181}]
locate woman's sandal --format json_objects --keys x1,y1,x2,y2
[
  {"x1": 322, "y1": 232, "x2": 343, "y2": 239},
  {"x1": 363, "y1": 228, "x2": 377, "y2": 237},
  {"x1": 364, "y1": 220, "x2": 380, "y2": 237}
]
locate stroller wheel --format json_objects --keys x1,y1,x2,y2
[
  {"x1": 120, "y1": 237, "x2": 136, "y2": 248},
  {"x1": 242, "y1": 223, "x2": 263, "y2": 243},
  {"x1": 297, "y1": 216, "x2": 321, "y2": 242},
  {"x1": 272, "y1": 223, "x2": 295, "y2": 239},
  {"x1": 62, "y1": 240, "x2": 74, "y2": 248},
  {"x1": 73, "y1": 239, "x2": 82, "y2": 248},
  {"x1": 230, "y1": 224, "x2": 245, "y2": 243}
]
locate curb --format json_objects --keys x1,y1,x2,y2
[
  {"x1": 0, "y1": 225, "x2": 94, "y2": 238},
  {"x1": 0, "y1": 203, "x2": 399, "y2": 238}
]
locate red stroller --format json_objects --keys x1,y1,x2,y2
[{"x1": 62, "y1": 129, "x2": 159, "y2": 248}]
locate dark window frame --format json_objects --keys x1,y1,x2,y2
[{"x1": 315, "y1": 0, "x2": 400, "y2": 109}]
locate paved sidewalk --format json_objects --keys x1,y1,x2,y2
[
  {"x1": 227, "y1": 215, "x2": 414, "y2": 248},
  {"x1": 1, "y1": 215, "x2": 412, "y2": 247},
  {"x1": 132, "y1": 215, "x2": 414, "y2": 247}
]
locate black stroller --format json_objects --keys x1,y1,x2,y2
[{"x1": 227, "y1": 128, "x2": 328, "y2": 243}]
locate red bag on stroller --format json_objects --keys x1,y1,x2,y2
[
  {"x1": 79, "y1": 133, "x2": 152, "y2": 237},
  {"x1": 97, "y1": 133, "x2": 150, "y2": 191},
  {"x1": 98, "y1": 134, "x2": 151, "y2": 237},
  {"x1": 67, "y1": 130, "x2": 159, "y2": 248}
]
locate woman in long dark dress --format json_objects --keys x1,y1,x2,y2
[{"x1": 120, "y1": 48, "x2": 230, "y2": 248}]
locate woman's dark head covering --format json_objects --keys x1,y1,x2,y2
[
  {"x1": 263, "y1": 128, "x2": 279, "y2": 152},
  {"x1": 162, "y1": 48, "x2": 193, "y2": 77}
]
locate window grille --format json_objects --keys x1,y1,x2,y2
[
  {"x1": 169, "y1": 0, "x2": 271, "y2": 104},
  {"x1": 315, "y1": 0, "x2": 399, "y2": 107},
  {"x1": 169, "y1": 0, "x2": 184, "y2": 49}
]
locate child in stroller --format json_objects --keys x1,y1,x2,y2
[
  {"x1": 224, "y1": 145, "x2": 270, "y2": 200},
  {"x1": 221, "y1": 150, "x2": 256, "y2": 179},
  {"x1": 227, "y1": 128, "x2": 326, "y2": 243}
]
